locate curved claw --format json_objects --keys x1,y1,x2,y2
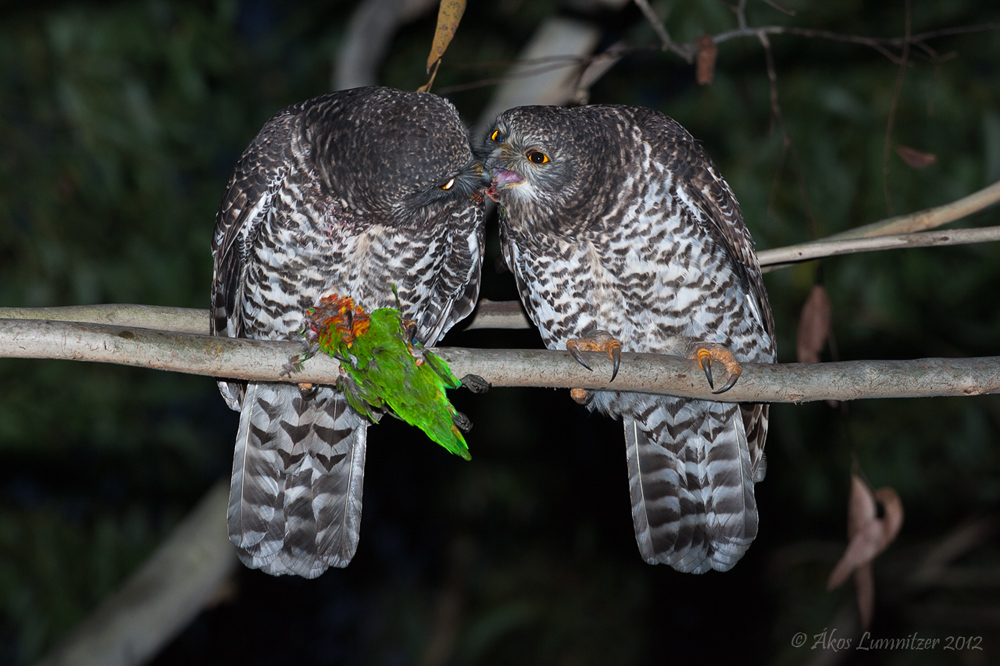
[
  {"x1": 609, "y1": 343, "x2": 621, "y2": 383},
  {"x1": 694, "y1": 345, "x2": 743, "y2": 395},
  {"x1": 712, "y1": 370, "x2": 741, "y2": 395},
  {"x1": 700, "y1": 354, "x2": 716, "y2": 390},
  {"x1": 566, "y1": 341, "x2": 593, "y2": 372}
]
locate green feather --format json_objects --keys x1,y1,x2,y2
[{"x1": 307, "y1": 298, "x2": 470, "y2": 460}]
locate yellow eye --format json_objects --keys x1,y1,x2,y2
[
  {"x1": 526, "y1": 150, "x2": 549, "y2": 165},
  {"x1": 490, "y1": 129, "x2": 504, "y2": 142},
  {"x1": 441, "y1": 177, "x2": 456, "y2": 191}
]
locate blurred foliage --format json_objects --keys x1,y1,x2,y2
[{"x1": 1, "y1": 0, "x2": 999, "y2": 665}]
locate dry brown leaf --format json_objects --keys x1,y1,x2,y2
[
  {"x1": 854, "y1": 565, "x2": 875, "y2": 631},
  {"x1": 796, "y1": 284, "x2": 831, "y2": 364},
  {"x1": 425, "y1": 0, "x2": 466, "y2": 74},
  {"x1": 873, "y1": 487, "x2": 904, "y2": 550},
  {"x1": 696, "y1": 33, "x2": 717, "y2": 86},
  {"x1": 896, "y1": 145, "x2": 937, "y2": 169},
  {"x1": 827, "y1": 474, "x2": 880, "y2": 590},
  {"x1": 827, "y1": 472, "x2": 905, "y2": 631}
]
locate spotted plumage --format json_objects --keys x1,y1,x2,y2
[
  {"x1": 211, "y1": 86, "x2": 484, "y2": 577},
  {"x1": 482, "y1": 105, "x2": 775, "y2": 573}
]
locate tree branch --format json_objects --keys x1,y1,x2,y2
[
  {"x1": 823, "y1": 178, "x2": 1000, "y2": 241},
  {"x1": 35, "y1": 482, "x2": 237, "y2": 666},
  {"x1": 2, "y1": 318, "x2": 998, "y2": 404},
  {"x1": 757, "y1": 225, "x2": 1000, "y2": 270},
  {"x1": 0, "y1": 299, "x2": 532, "y2": 336}
]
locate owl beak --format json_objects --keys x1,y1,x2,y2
[
  {"x1": 491, "y1": 168, "x2": 524, "y2": 186},
  {"x1": 485, "y1": 166, "x2": 523, "y2": 202}
]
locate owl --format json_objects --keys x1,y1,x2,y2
[
  {"x1": 211, "y1": 87, "x2": 484, "y2": 577},
  {"x1": 482, "y1": 104, "x2": 775, "y2": 573}
]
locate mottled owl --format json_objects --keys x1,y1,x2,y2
[
  {"x1": 482, "y1": 104, "x2": 775, "y2": 573},
  {"x1": 211, "y1": 87, "x2": 484, "y2": 577}
]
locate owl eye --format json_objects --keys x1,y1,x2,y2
[
  {"x1": 440, "y1": 177, "x2": 456, "y2": 191},
  {"x1": 490, "y1": 129, "x2": 504, "y2": 142},
  {"x1": 526, "y1": 150, "x2": 549, "y2": 165}
]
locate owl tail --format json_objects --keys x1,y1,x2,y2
[
  {"x1": 623, "y1": 397, "x2": 758, "y2": 573},
  {"x1": 227, "y1": 383, "x2": 367, "y2": 578}
]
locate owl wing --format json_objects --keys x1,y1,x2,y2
[
  {"x1": 210, "y1": 111, "x2": 297, "y2": 408},
  {"x1": 673, "y1": 146, "x2": 775, "y2": 342},
  {"x1": 668, "y1": 140, "x2": 775, "y2": 481}
]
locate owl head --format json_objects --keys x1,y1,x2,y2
[
  {"x1": 304, "y1": 87, "x2": 482, "y2": 226},
  {"x1": 480, "y1": 105, "x2": 645, "y2": 234}
]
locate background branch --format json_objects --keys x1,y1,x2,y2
[
  {"x1": 36, "y1": 483, "x2": 237, "y2": 666},
  {"x1": 758, "y1": 225, "x2": 1000, "y2": 270}
]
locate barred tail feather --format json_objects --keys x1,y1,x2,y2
[
  {"x1": 623, "y1": 397, "x2": 759, "y2": 573},
  {"x1": 228, "y1": 383, "x2": 367, "y2": 578}
]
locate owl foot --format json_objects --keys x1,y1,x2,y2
[
  {"x1": 566, "y1": 332, "x2": 622, "y2": 382},
  {"x1": 692, "y1": 343, "x2": 742, "y2": 394},
  {"x1": 569, "y1": 388, "x2": 592, "y2": 405}
]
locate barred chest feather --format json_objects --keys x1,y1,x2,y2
[
  {"x1": 243, "y1": 186, "x2": 482, "y2": 347},
  {"x1": 502, "y1": 174, "x2": 773, "y2": 364}
]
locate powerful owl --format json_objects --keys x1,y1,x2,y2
[
  {"x1": 211, "y1": 87, "x2": 484, "y2": 577},
  {"x1": 482, "y1": 105, "x2": 775, "y2": 573}
]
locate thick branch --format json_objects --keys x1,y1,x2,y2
[{"x1": 2, "y1": 318, "x2": 998, "y2": 404}]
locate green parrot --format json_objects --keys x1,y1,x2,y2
[{"x1": 300, "y1": 294, "x2": 471, "y2": 460}]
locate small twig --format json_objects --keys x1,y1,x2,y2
[
  {"x1": 2, "y1": 319, "x2": 1000, "y2": 404},
  {"x1": 758, "y1": 226, "x2": 1000, "y2": 270},
  {"x1": 633, "y1": 0, "x2": 689, "y2": 60},
  {"x1": 759, "y1": 0, "x2": 796, "y2": 17},
  {"x1": 759, "y1": 32, "x2": 817, "y2": 236},
  {"x1": 882, "y1": 0, "x2": 912, "y2": 216},
  {"x1": 731, "y1": 0, "x2": 749, "y2": 30},
  {"x1": 825, "y1": 179, "x2": 1000, "y2": 241}
]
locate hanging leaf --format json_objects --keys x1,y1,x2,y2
[
  {"x1": 796, "y1": 284, "x2": 832, "y2": 364},
  {"x1": 896, "y1": 145, "x2": 937, "y2": 169},
  {"x1": 696, "y1": 33, "x2": 717, "y2": 86},
  {"x1": 423, "y1": 0, "x2": 466, "y2": 75},
  {"x1": 827, "y1": 471, "x2": 904, "y2": 630}
]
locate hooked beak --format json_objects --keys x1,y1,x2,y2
[{"x1": 491, "y1": 167, "x2": 524, "y2": 186}]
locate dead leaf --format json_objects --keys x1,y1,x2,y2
[
  {"x1": 796, "y1": 284, "x2": 831, "y2": 364},
  {"x1": 895, "y1": 145, "x2": 937, "y2": 169},
  {"x1": 425, "y1": 0, "x2": 466, "y2": 74},
  {"x1": 854, "y1": 565, "x2": 875, "y2": 631},
  {"x1": 827, "y1": 471, "x2": 904, "y2": 630},
  {"x1": 696, "y1": 33, "x2": 717, "y2": 86}
]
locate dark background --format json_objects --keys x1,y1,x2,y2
[{"x1": 2, "y1": 1, "x2": 999, "y2": 664}]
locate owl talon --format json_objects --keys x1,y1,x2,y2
[
  {"x1": 694, "y1": 345, "x2": 743, "y2": 395},
  {"x1": 566, "y1": 333, "x2": 622, "y2": 382},
  {"x1": 566, "y1": 340, "x2": 593, "y2": 372},
  {"x1": 609, "y1": 344, "x2": 621, "y2": 382}
]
